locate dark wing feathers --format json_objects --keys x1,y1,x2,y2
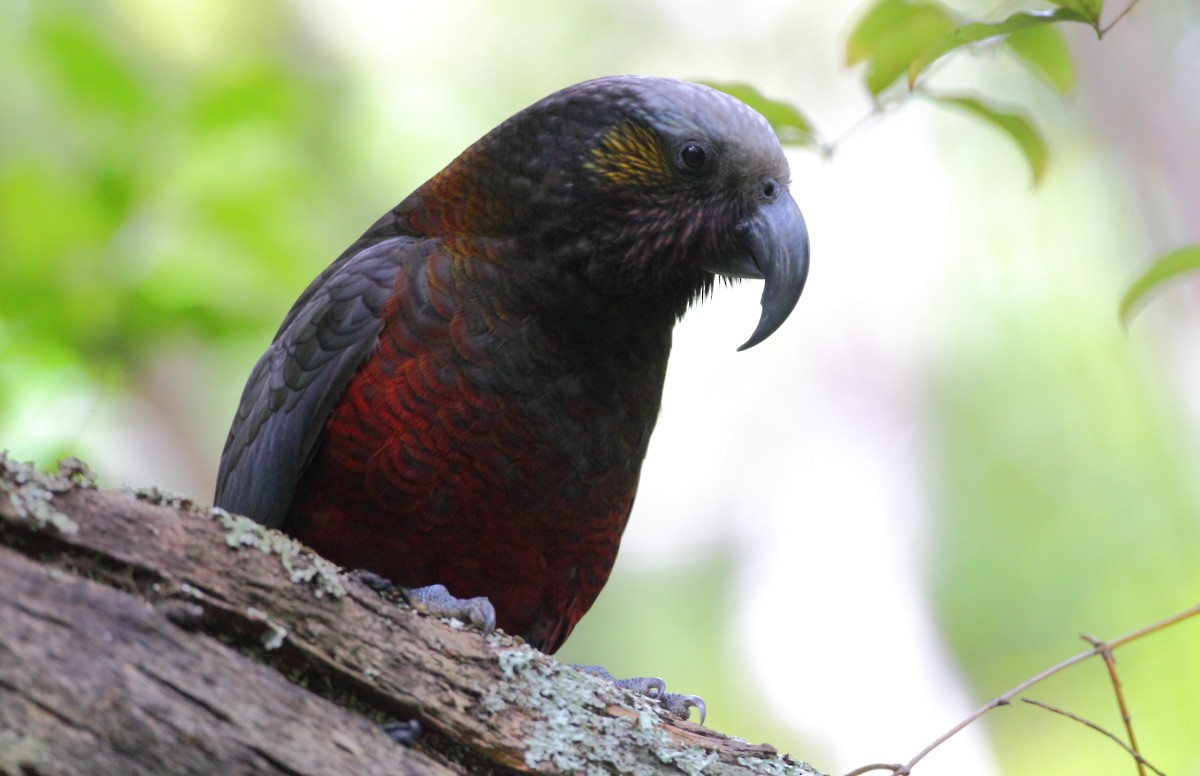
[{"x1": 214, "y1": 237, "x2": 410, "y2": 527}]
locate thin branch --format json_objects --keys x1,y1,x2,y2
[
  {"x1": 1101, "y1": 0, "x2": 1143, "y2": 38},
  {"x1": 1103, "y1": 602, "x2": 1200, "y2": 650},
  {"x1": 1081, "y1": 633, "x2": 1145, "y2": 776},
  {"x1": 843, "y1": 764, "x2": 904, "y2": 776},
  {"x1": 819, "y1": 102, "x2": 889, "y2": 159},
  {"x1": 1019, "y1": 698, "x2": 1166, "y2": 776},
  {"x1": 883, "y1": 602, "x2": 1200, "y2": 775},
  {"x1": 821, "y1": 82, "x2": 941, "y2": 159}
]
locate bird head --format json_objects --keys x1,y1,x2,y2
[{"x1": 431, "y1": 76, "x2": 810, "y2": 350}]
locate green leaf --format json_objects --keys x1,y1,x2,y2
[
  {"x1": 1050, "y1": 0, "x2": 1104, "y2": 27},
  {"x1": 907, "y1": 9, "x2": 1090, "y2": 88},
  {"x1": 847, "y1": 0, "x2": 955, "y2": 96},
  {"x1": 932, "y1": 95, "x2": 1048, "y2": 184},
  {"x1": 1006, "y1": 24, "x2": 1076, "y2": 94},
  {"x1": 702, "y1": 82, "x2": 816, "y2": 147},
  {"x1": 1119, "y1": 246, "x2": 1200, "y2": 325},
  {"x1": 35, "y1": 12, "x2": 147, "y2": 116}
]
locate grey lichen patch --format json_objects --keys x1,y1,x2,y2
[
  {"x1": 210, "y1": 507, "x2": 346, "y2": 599},
  {"x1": 130, "y1": 484, "x2": 196, "y2": 511},
  {"x1": 480, "y1": 690, "x2": 510, "y2": 715},
  {"x1": 178, "y1": 582, "x2": 208, "y2": 601},
  {"x1": 496, "y1": 646, "x2": 539, "y2": 679},
  {"x1": 734, "y1": 756, "x2": 823, "y2": 776},
  {"x1": 0, "y1": 452, "x2": 80, "y2": 535},
  {"x1": 261, "y1": 622, "x2": 288, "y2": 650},
  {"x1": 54, "y1": 457, "x2": 97, "y2": 488},
  {"x1": 0, "y1": 729, "x2": 54, "y2": 774},
  {"x1": 244, "y1": 606, "x2": 289, "y2": 651},
  {"x1": 484, "y1": 646, "x2": 721, "y2": 775}
]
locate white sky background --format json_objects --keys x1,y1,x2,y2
[{"x1": 46, "y1": 0, "x2": 1200, "y2": 773}]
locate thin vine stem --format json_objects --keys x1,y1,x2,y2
[
  {"x1": 1101, "y1": 0, "x2": 1143, "y2": 37},
  {"x1": 1019, "y1": 698, "x2": 1165, "y2": 776},
  {"x1": 868, "y1": 602, "x2": 1200, "y2": 776}
]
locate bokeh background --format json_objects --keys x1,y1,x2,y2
[{"x1": 4, "y1": 1, "x2": 1200, "y2": 774}]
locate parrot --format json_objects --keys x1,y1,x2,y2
[{"x1": 214, "y1": 76, "x2": 809, "y2": 697}]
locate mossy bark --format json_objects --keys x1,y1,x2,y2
[{"x1": 0, "y1": 453, "x2": 820, "y2": 776}]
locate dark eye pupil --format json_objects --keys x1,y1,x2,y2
[{"x1": 681, "y1": 144, "x2": 706, "y2": 169}]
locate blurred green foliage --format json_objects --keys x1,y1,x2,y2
[
  {"x1": 931, "y1": 93, "x2": 1046, "y2": 184},
  {"x1": 846, "y1": 0, "x2": 955, "y2": 96},
  {"x1": 1121, "y1": 246, "x2": 1200, "y2": 326},
  {"x1": 933, "y1": 270, "x2": 1200, "y2": 772},
  {"x1": 1005, "y1": 23, "x2": 1076, "y2": 94},
  {"x1": 0, "y1": 0, "x2": 360, "y2": 459}
]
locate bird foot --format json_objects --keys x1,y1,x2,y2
[
  {"x1": 571, "y1": 664, "x2": 706, "y2": 725},
  {"x1": 348, "y1": 571, "x2": 496, "y2": 637},
  {"x1": 380, "y1": 718, "x2": 421, "y2": 745},
  {"x1": 408, "y1": 583, "x2": 497, "y2": 636}
]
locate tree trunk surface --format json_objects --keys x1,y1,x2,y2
[{"x1": 0, "y1": 453, "x2": 820, "y2": 776}]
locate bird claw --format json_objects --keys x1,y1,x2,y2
[
  {"x1": 659, "y1": 693, "x2": 706, "y2": 726},
  {"x1": 408, "y1": 583, "x2": 497, "y2": 636},
  {"x1": 380, "y1": 719, "x2": 421, "y2": 745},
  {"x1": 571, "y1": 665, "x2": 705, "y2": 725},
  {"x1": 621, "y1": 676, "x2": 667, "y2": 700},
  {"x1": 348, "y1": 568, "x2": 402, "y2": 597}
]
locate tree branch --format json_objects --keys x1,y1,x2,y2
[{"x1": 0, "y1": 453, "x2": 819, "y2": 776}]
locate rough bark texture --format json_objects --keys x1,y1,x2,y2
[{"x1": 0, "y1": 453, "x2": 821, "y2": 776}]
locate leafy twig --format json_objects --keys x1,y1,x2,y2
[{"x1": 821, "y1": 0, "x2": 1143, "y2": 163}]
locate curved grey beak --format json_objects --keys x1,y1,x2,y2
[{"x1": 704, "y1": 190, "x2": 810, "y2": 350}]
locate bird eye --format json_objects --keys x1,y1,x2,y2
[{"x1": 679, "y1": 143, "x2": 707, "y2": 170}]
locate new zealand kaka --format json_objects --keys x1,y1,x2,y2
[{"x1": 214, "y1": 76, "x2": 809, "y2": 656}]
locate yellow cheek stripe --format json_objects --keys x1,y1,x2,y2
[{"x1": 587, "y1": 121, "x2": 671, "y2": 186}]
